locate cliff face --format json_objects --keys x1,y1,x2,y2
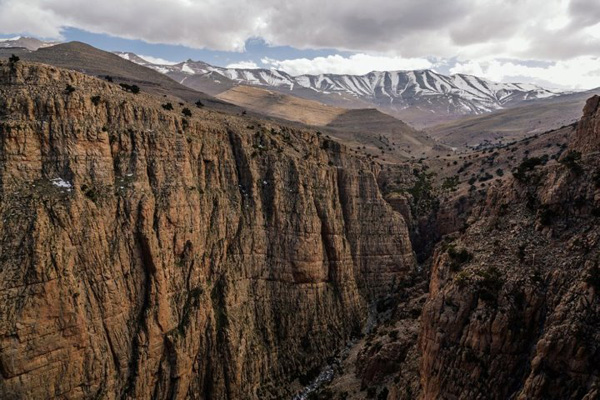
[
  {"x1": 419, "y1": 96, "x2": 600, "y2": 399},
  {"x1": 571, "y1": 95, "x2": 600, "y2": 154},
  {"x1": 0, "y1": 63, "x2": 415, "y2": 399}
]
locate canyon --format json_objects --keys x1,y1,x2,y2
[{"x1": 0, "y1": 57, "x2": 599, "y2": 400}]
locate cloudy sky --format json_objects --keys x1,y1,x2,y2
[{"x1": 1, "y1": 0, "x2": 600, "y2": 89}]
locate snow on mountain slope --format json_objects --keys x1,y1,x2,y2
[
  {"x1": 117, "y1": 52, "x2": 561, "y2": 126},
  {"x1": 0, "y1": 36, "x2": 59, "y2": 51}
]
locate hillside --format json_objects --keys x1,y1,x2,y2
[
  {"x1": 318, "y1": 96, "x2": 600, "y2": 400},
  {"x1": 216, "y1": 84, "x2": 447, "y2": 161},
  {"x1": 428, "y1": 89, "x2": 597, "y2": 148},
  {"x1": 216, "y1": 84, "x2": 347, "y2": 126},
  {"x1": 0, "y1": 42, "x2": 238, "y2": 113},
  {"x1": 122, "y1": 55, "x2": 560, "y2": 128}
]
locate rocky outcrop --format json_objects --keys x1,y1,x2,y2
[
  {"x1": 0, "y1": 62, "x2": 415, "y2": 399},
  {"x1": 419, "y1": 97, "x2": 600, "y2": 399},
  {"x1": 571, "y1": 95, "x2": 600, "y2": 154}
]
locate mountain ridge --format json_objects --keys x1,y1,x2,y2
[{"x1": 118, "y1": 53, "x2": 561, "y2": 127}]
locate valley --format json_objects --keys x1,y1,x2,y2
[{"x1": 0, "y1": 38, "x2": 599, "y2": 400}]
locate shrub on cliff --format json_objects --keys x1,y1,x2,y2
[
  {"x1": 476, "y1": 266, "x2": 504, "y2": 305},
  {"x1": 448, "y1": 246, "x2": 473, "y2": 271},
  {"x1": 407, "y1": 169, "x2": 439, "y2": 216},
  {"x1": 442, "y1": 175, "x2": 459, "y2": 192},
  {"x1": 560, "y1": 151, "x2": 583, "y2": 175},
  {"x1": 182, "y1": 107, "x2": 192, "y2": 117},
  {"x1": 513, "y1": 156, "x2": 544, "y2": 182},
  {"x1": 586, "y1": 264, "x2": 600, "y2": 290},
  {"x1": 119, "y1": 83, "x2": 140, "y2": 94}
]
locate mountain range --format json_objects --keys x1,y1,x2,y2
[
  {"x1": 0, "y1": 36, "x2": 59, "y2": 51},
  {"x1": 116, "y1": 52, "x2": 561, "y2": 127}
]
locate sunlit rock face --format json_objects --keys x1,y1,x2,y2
[{"x1": 0, "y1": 62, "x2": 415, "y2": 399}]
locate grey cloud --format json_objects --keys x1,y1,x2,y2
[
  {"x1": 0, "y1": 0, "x2": 599, "y2": 61},
  {"x1": 568, "y1": 0, "x2": 600, "y2": 28}
]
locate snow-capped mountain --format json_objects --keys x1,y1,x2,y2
[
  {"x1": 117, "y1": 53, "x2": 561, "y2": 127},
  {"x1": 0, "y1": 36, "x2": 59, "y2": 51}
]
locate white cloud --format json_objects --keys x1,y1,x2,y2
[
  {"x1": 2, "y1": 0, "x2": 600, "y2": 89},
  {"x1": 450, "y1": 56, "x2": 600, "y2": 89},
  {"x1": 226, "y1": 60, "x2": 260, "y2": 69},
  {"x1": 262, "y1": 54, "x2": 432, "y2": 76},
  {"x1": 1, "y1": 0, "x2": 599, "y2": 61},
  {"x1": 138, "y1": 54, "x2": 178, "y2": 65}
]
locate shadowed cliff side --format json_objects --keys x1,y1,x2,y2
[
  {"x1": 0, "y1": 62, "x2": 415, "y2": 399},
  {"x1": 419, "y1": 95, "x2": 600, "y2": 399}
]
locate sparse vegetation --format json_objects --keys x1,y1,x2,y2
[
  {"x1": 476, "y1": 266, "x2": 504, "y2": 305},
  {"x1": 586, "y1": 264, "x2": 600, "y2": 290},
  {"x1": 442, "y1": 175, "x2": 460, "y2": 192},
  {"x1": 81, "y1": 184, "x2": 102, "y2": 204},
  {"x1": 182, "y1": 107, "x2": 192, "y2": 117},
  {"x1": 560, "y1": 151, "x2": 583, "y2": 175},
  {"x1": 479, "y1": 172, "x2": 493, "y2": 182},
  {"x1": 162, "y1": 102, "x2": 173, "y2": 111},
  {"x1": 447, "y1": 246, "x2": 473, "y2": 271},
  {"x1": 593, "y1": 169, "x2": 600, "y2": 188},
  {"x1": 91, "y1": 95, "x2": 101, "y2": 106},
  {"x1": 455, "y1": 270, "x2": 470, "y2": 288},
  {"x1": 8, "y1": 54, "x2": 19, "y2": 72},
  {"x1": 65, "y1": 84, "x2": 76, "y2": 94},
  {"x1": 195, "y1": 100, "x2": 204, "y2": 108},
  {"x1": 119, "y1": 83, "x2": 140, "y2": 94},
  {"x1": 538, "y1": 205, "x2": 558, "y2": 226},
  {"x1": 513, "y1": 157, "x2": 544, "y2": 182},
  {"x1": 406, "y1": 169, "x2": 439, "y2": 216}
]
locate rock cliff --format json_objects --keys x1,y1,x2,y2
[
  {"x1": 419, "y1": 95, "x2": 600, "y2": 399},
  {"x1": 0, "y1": 62, "x2": 415, "y2": 399}
]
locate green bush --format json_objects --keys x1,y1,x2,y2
[
  {"x1": 560, "y1": 151, "x2": 583, "y2": 175},
  {"x1": 448, "y1": 246, "x2": 473, "y2": 271},
  {"x1": 476, "y1": 266, "x2": 504, "y2": 305},
  {"x1": 377, "y1": 387, "x2": 389, "y2": 400},
  {"x1": 513, "y1": 157, "x2": 544, "y2": 182},
  {"x1": 593, "y1": 170, "x2": 600, "y2": 188},
  {"x1": 442, "y1": 175, "x2": 460, "y2": 191},
  {"x1": 119, "y1": 83, "x2": 140, "y2": 94},
  {"x1": 538, "y1": 205, "x2": 558, "y2": 226},
  {"x1": 586, "y1": 264, "x2": 600, "y2": 290}
]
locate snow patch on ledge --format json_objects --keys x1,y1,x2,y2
[{"x1": 50, "y1": 178, "x2": 72, "y2": 189}]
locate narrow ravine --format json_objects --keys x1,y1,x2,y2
[{"x1": 292, "y1": 303, "x2": 381, "y2": 399}]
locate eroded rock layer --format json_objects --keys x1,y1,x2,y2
[
  {"x1": 419, "y1": 96, "x2": 600, "y2": 399},
  {"x1": 0, "y1": 63, "x2": 415, "y2": 399}
]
